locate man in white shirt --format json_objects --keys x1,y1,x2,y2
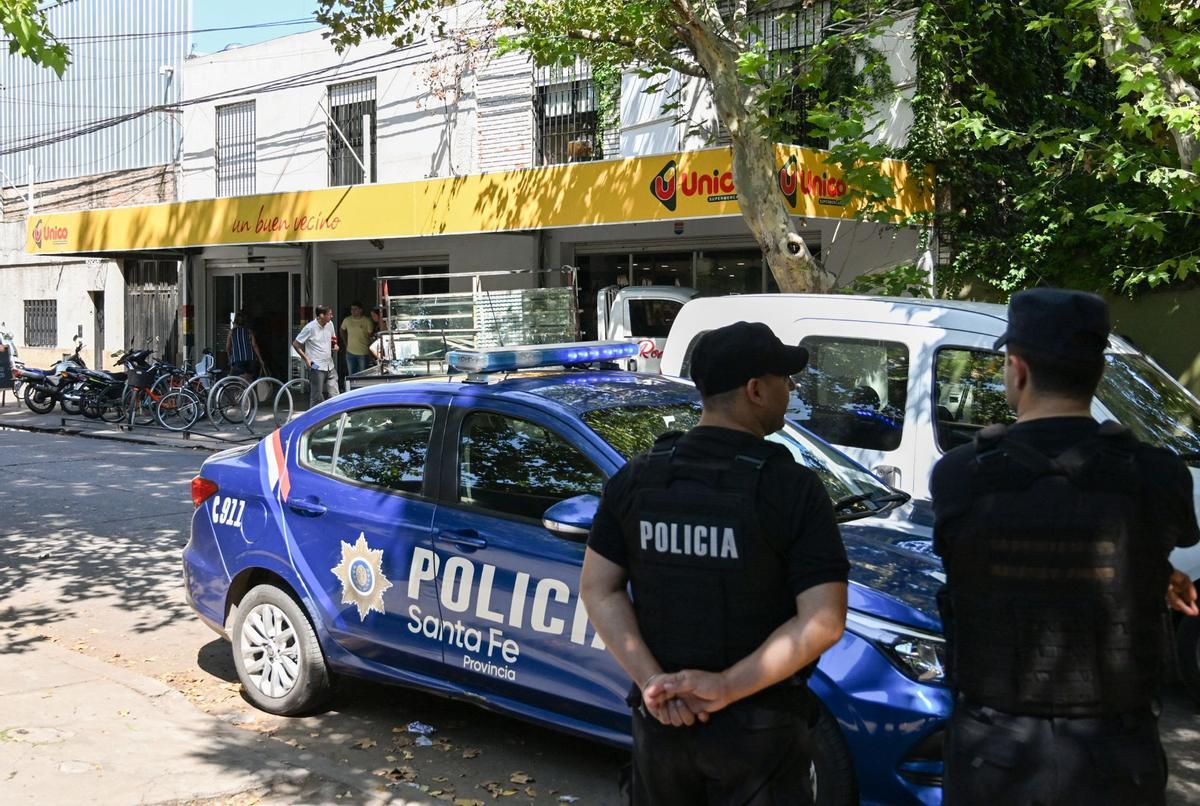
[{"x1": 292, "y1": 305, "x2": 340, "y2": 407}]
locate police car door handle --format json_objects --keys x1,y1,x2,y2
[
  {"x1": 437, "y1": 529, "x2": 488, "y2": 550},
  {"x1": 286, "y1": 496, "x2": 327, "y2": 517}
]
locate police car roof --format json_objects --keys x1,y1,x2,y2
[{"x1": 339, "y1": 370, "x2": 698, "y2": 415}]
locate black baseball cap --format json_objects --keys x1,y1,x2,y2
[
  {"x1": 993, "y1": 288, "x2": 1110, "y2": 361},
  {"x1": 689, "y1": 321, "x2": 809, "y2": 397}
]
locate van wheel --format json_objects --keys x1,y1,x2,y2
[
  {"x1": 1178, "y1": 611, "x2": 1200, "y2": 704},
  {"x1": 811, "y1": 703, "x2": 857, "y2": 806},
  {"x1": 231, "y1": 584, "x2": 331, "y2": 716}
]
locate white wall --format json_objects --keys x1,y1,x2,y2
[
  {"x1": 182, "y1": 5, "x2": 489, "y2": 201},
  {"x1": 0, "y1": 221, "x2": 125, "y2": 369}
]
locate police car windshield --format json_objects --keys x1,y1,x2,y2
[
  {"x1": 1098, "y1": 354, "x2": 1200, "y2": 461},
  {"x1": 581, "y1": 403, "x2": 896, "y2": 518}
]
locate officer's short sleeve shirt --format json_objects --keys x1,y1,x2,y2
[{"x1": 588, "y1": 426, "x2": 849, "y2": 598}]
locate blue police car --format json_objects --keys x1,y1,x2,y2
[{"x1": 183, "y1": 342, "x2": 951, "y2": 805}]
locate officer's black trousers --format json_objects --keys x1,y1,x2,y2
[
  {"x1": 630, "y1": 695, "x2": 813, "y2": 806},
  {"x1": 944, "y1": 700, "x2": 1166, "y2": 806}
]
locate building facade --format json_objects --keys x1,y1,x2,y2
[
  {"x1": 0, "y1": 0, "x2": 188, "y2": 368},
  {"x1": 26, "y1": 2, "x2": 927, "y2": 378}
]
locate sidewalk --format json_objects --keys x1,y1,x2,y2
[
  {"x1": 0, "y1": 397, "x2": 260, "y2": 452},
  {"x1": 0, "y1": 642, "x2": 402, "y2": 805}
]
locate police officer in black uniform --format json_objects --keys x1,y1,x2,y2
[
  {"x1": 581, "y1": 321, "x2": 849, "y2": 805},
  {"x1": 931, "y1": 288, "x2": 1200, "y2": 805}
]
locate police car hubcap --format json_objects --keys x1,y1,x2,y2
[{"x1": 240, "y1": 603, "x2": 300, "y2": 698}]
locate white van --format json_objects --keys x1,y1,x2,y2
[{"x1": 661, "y1": 294, "x2": 1200, "y2": 691}]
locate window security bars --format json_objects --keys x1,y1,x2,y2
[
  {"x1": 717, "y1": 2, "x2": 829, "y2": 147},
  {"x1": 24, "y1": 299, "x2": 56, "y2": 347},
  {"x1": 216, "y1": 101, "x2": 256, "y2": 197},
  {"x1": 329, "y1": 78, "x2": 377, "y2": 186},
  {"x1": 534, "y1": 60, "x2": 617, "y2": 166}
]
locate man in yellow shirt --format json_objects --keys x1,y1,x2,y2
[{"x1": 340, "y1": 301, "x2": 374, "y2": 377}]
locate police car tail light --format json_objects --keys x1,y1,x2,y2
[
  {"x1": 846, "y1": 610, "x2": 947, "y2": 684},
  {"x1": 446, "y1": 341, "x2": 640, "y2": 373},
  {"x1": 192, "y1": 476, "x2": 219, "y2": 508}
]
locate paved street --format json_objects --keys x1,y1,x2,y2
[
  {"x1": 0, "y1": 426, "x2": 1198, "y2": 805},
  {"x1": 0, "y1": 428, "x2": 624, "y2": 805}
]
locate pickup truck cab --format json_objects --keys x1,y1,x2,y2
[
  {"x1": 661, "y1": 294, "x2": 1200, "y2": 695},
  {"x1": 595, "y1": 285, "x2": 698, "y2": 373}
]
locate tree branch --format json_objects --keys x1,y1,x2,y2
[
  {"x1": 1095, "y1": 0, "x2": 1200, "y2": 168},
  {"x1": 562, "y1": 28, "x2": 708, "y2": 77}
]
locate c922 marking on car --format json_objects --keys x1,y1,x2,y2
[{"x1": 211, "y1": 495, "x2": 246, "y2": 528}]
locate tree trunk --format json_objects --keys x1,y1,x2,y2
[
  {"x1": 1095, "y1": 0, "x2": 1199, "y2": 170},
  {"x1": 674, "y1": 5, "x2": 833, "y2": 293}
]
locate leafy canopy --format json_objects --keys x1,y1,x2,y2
[{"x1": 1, "y1": 0, "x2": 70, "y2": 77}]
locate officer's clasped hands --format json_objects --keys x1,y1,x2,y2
[{"x1": 643, "y1": 670, "x2": 734, "y2": 726}]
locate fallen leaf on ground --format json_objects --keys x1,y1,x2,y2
[
  {"x1": 509, "y1": 772, "x2": 533, "y2": 785},
  {"x1": 454, "y1": 800, "x2": 484, "y2": 806},
  {"x1": 353, "y1": 738, "x2": 378, "y2": 750},
  {"x1": 461, "y1": 748, "x2": 480, "y2": 759}
]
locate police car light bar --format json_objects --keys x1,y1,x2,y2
[{"x1": 447, "y1": 341, "x2": 640, "y2": 373}]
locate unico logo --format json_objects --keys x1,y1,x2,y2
[
  {"x1": 778, "y1": 156, "x2": 799, "y2": 208},
  {"x1": 32, "y1": 219, "x2": 43, "y2": 249},
  {"x1": 651, "y1": 161, "x2": 677, "y2": 212},
  {"x1": 31, "y1": 218, "x2": 68, "y2": 249}
]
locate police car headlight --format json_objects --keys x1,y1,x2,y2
[{"x1": 845, "y1": 611, "x2": 947, "y2": 685}]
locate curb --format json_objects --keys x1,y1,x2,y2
[{"x1": 0, "y1": 418, "x2": 222, "y2": 452}]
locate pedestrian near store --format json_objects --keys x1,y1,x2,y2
[
  {"x1": 226, "y1": 311, "x2": 266, "y2": 382},
  {"x1": 292, "y1": 305, "x2": 339, "y2": 407},
  {"x1": 581, "y1": 321, "x2": 849, "y2": 806},
  {"x1": 340, "y1": 301, "x2": 373, "y2": 377},
  {"x1": 931, "y1": 288, "x2": 1200, "y2": 806}
]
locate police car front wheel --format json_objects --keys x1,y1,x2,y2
[{"x1": 232, "y1": 585, "x2": 331, "y2": 715}]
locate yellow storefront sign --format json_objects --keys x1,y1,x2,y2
[{"x1": 27, "y1": 145, "x2": 932, "y2": 255}]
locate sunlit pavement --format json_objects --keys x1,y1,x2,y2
[{"x1": 0, "y1": 427, "x2": 1195, "y2": 804}]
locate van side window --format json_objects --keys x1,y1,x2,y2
[
  {"x1": 793, "y1": 336, "x2": 908, "y2": 452},
  {"x1": 679, "y1": 330, "x2": 711, "y2": 377},
  {"x1": 934, "y1": 348, "x2": 1016, "y2": 451}
]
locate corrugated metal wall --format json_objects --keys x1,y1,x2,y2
[{"x1": 0, "y1": 0, "x2": 189, "y2": 186}]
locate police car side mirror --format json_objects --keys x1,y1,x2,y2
[{"x1": 543, "y1": 494, "x2": 600, "y2": 539}]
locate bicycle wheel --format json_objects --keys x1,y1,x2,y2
[
  {"x1": 156, "y1": 389, "x2": 201, "y2": 432},
  {"x1": 273, "y1": 379, "x2": 310, "y2": 427},
  {"x1": 123, "y1": 386, "x2": 156, "y2": 426},
  {"x1": 208, "y1": 377, "x2": 249, "y2": 426}
]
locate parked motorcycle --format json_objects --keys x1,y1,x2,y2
[{"x1": 15, "y1": 337, "x2": 88, "y2": 415}]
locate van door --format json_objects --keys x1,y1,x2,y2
[{"x1": 783, "y1": 320, "x2": 994, "y2": 500}]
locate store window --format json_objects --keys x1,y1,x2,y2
[
  {"x1": 216, "y1": 101, "x2": 256, "y2": 197},
  {"x1": 793, "y1": 336, "x2": 909, "y2": 451},
  {"x1": 329, "y1": 78, "x2": 377, "y2": 186},
  {"x1": 696, "y1": 249, "x2": 765, "y2": 295}
]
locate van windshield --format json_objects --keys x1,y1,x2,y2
[
  {"x1": 1097, "y1": 354, "x2": 1200, "y2": 460},
  {"x1": 581, "y1": 402, "x2": 899, "y2": 519}
]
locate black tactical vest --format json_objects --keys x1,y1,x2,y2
[
  {"x1": 942, "y1": 422, "x2": 1168, "y2": 717},
  {"x1": 620, "y1": 432, "x2": 797, "y2": 673}
]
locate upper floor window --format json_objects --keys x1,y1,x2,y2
[
  {"x1": 328, "y1": 78, "x2": 377, "y2": 186},
  {"x1": 216, "y1": 101, "x2": 256, "y2": 197},
  {"x1": 714, "y1": 2, "x2": 827, "y2": 148},
  {"x1": 534, "y1": 60, "x2": 616, "y2": 166}
]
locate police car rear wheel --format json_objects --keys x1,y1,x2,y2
[
  {"x1": 810, "y1": 703, "x2": 857, "y2": 806},
  {"x1": 232, "y1": 585, "x2": 330, "y2": 715},
  {"x1": 1177, "y1": 611, "x2": 1200, "y2": 703}
]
